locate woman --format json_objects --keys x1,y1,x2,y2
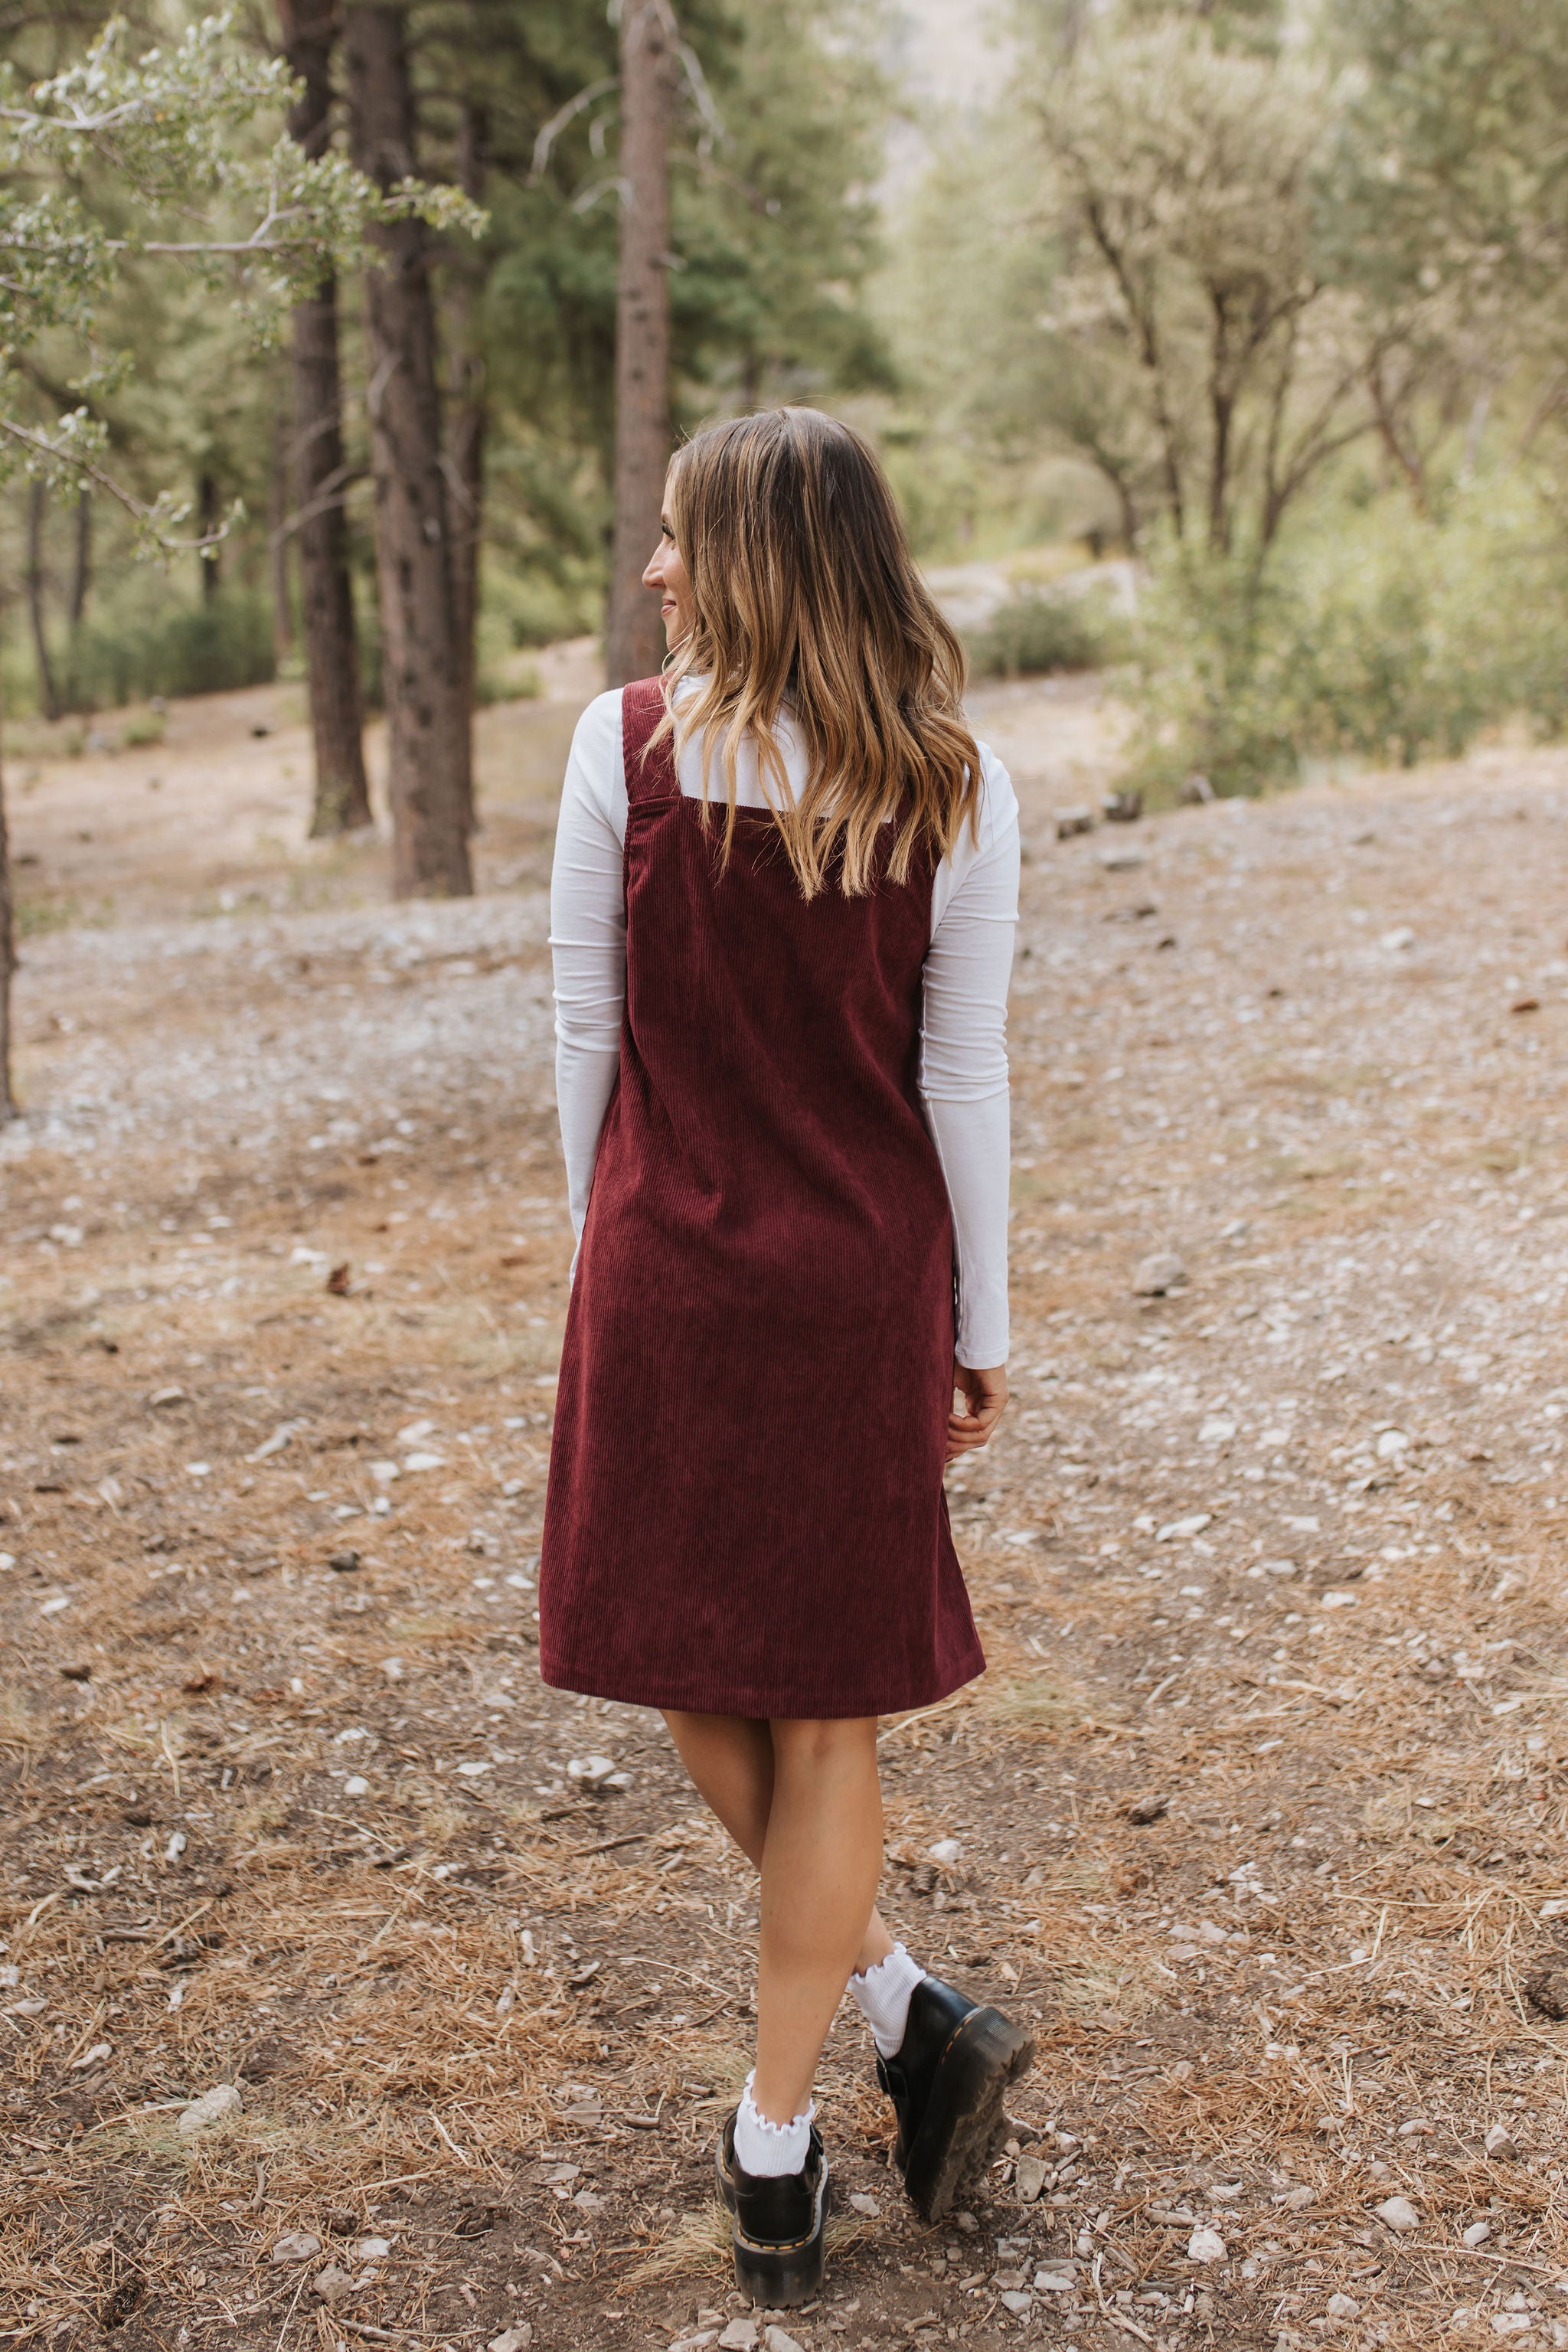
[{"x1": 540, "y1": 408, "x2": 1031, "y2": 2306}]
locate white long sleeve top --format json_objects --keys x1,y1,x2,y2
[{"x1": 549, "y1": 684, "x2": 1020, "y2": 1367}]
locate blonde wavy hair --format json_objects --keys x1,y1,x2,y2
[{"x1": 652, "y1": 407, "x2": 981, "y2": 900}]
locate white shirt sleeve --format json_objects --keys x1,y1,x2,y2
[
  {"x1": 920, "y1": 746, "x2": 1019, "y2": 1368},
  {"x1": 550, "y1": 690, "x2": 627, "y2": 1235},
  {"x1": 548, "y1": 699, "x2": 1018, "y2": 1367}
]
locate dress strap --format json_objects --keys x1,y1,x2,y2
[{"x1": 620, "y1": 675, "x2": 678, "y2": 808}]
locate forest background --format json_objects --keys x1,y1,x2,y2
[{"x1": 2, "y1": 0, "x2": 1568, "y2": 1093}]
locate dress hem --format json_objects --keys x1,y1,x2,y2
[{"x1": 537, "y1": 1654, "x2": 986, "y2": 1722}]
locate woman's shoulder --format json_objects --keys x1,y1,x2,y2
[
  {"x1": 964, "y1": 737, "x2": 1019, "y2": 854},
  {"x1": 570, "y1": 686, "x2": 626, "y2": 759}
]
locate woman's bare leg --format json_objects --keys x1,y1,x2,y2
[
  {"x1": 664, "y1": 1708, "x2": 897, "y2": 1979},
  {"x1": 751, "y1": 1715, "x2": 884, "y2": 2125}
]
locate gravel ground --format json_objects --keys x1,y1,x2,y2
[{"x1": 2, "y1": 679, "x2": 1567, "y2": 2352}]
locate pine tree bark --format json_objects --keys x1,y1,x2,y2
[
  {"x1": 268, "y1": 397, "x2": 296, "y2": 671},
  {"x1": 0, "y1": 717, "x2": 16, "y2": 1123},
  {"x1": 605, "y1": 0, "x2": 676, "y2": 688},
  {"x1": 64, "y1": 486, "x2": 90, "y2": 710},
  {"x1": 346, "y1": 2, "x2": 472, "y2": 897},
  {"x1": 197, "y1": 471, "x2": 222, "y2": 599},
  {"x1": 279, "y1": 0, "x2": 372, "y2": 838},
  {"x1": 446, "y1": 93, "x2": 488, "y2": 825},
  {"x1": 26, "y1": 481, "x2": 60, "y2": 722}
]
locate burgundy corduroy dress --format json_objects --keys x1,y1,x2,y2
[{"x1": 538, "y1": 678, "x2": 985, "y2": 1719}]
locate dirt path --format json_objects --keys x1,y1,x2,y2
[{"x1": 3, "y1": 674, "x2": 1568, "y2": 2352}]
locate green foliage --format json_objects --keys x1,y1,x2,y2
[
  {"x1": 0, "y1": 10, "x2": 480, "y2": 544},
  {"x1": 1124, "y1": 482, "x2": 1568, "y2": 797},
  {"x1": 67, "y1": 588, "x2": 275, "y2": 708},
  {"x1": 967, "y1": 586, "x2": 1124, "y2": 678},
  {"x1": 480, "y1": 0, "x2": 890, "y2": 619}
]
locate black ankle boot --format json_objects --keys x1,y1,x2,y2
[
  {"x1": 876, "y1": 1974, "x2": 1034, "y2": 2220},
  {"x1": 716, "y1": 2109, "x2": 829, "y2": 2306}
]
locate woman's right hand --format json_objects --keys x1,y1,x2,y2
[{"x1": 947, "y1": 1360, "x2": 1008, "y2": 1460}]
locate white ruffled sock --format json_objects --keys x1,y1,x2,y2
[
  {"x1": 733, "y1": 2070, "x2": 815, "y2": 2177},
  {"x1": 848, "y1": 1940, "x2": 927, "y2": 2059}
]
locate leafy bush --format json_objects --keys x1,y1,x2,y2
[
  {"x1": 1124, "y1": 484, "x2": 1568, "y2": 798},
  {"x1": 967, "y1": 583, "x2": 1123, "y2": 678},
  {"x1": 65, "y1": 589, "x2": 276, "y2": 710}
]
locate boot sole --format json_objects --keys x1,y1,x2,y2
[
  {"x1": 730, "y1": 2157, "x2": 829, "y2": 2307},
  {"x1": 901, "y1": 2005, "x2": 1034, "y2": 2222}
]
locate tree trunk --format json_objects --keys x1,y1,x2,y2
[
  {"x1": 446, "y1": 93, "x2": 488, "y2": 827},
  {"x1": 68, "y1": 488, "x2": 90, "y2": 629},
  {"x1": 268, "y1": 395, "x2": 296, "y2": 671},
  {"x1": 64, "y1": 487, "x2": 90, "y2": 709},
  {"x1": 0, "y1": 707, "x2": 16, "y2": 1122},
  {"x1": 26, "y1": 482, "x2": 60, "y2": 722},
  {"x1": 197, "y1": 471, "x2": 222, "y2": 599},
  {"x1": 605, "y1": 0, "x2": 676, "y2": 688},
  {"x1": 346, "y1": 2, "x2": 472, "y2": 897},
  {"x1": 279, "y1": 0, "x2": 372, "y2": 837}
]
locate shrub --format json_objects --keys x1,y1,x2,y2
[
  {"x1": 1123, "y1": 483, "x2": 1568, "y2": 799},
  {"x1": 967, "y1": 583, "x2": 1122, "y2": 678},
  {"x1": 65, "y1": 589, "x2": 276, "y2": 710}
]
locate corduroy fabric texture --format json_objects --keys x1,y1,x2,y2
[{"x1": 538, "y1": 677, "x2": 985, "y2": 1719}]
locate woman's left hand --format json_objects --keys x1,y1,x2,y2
[{"x1": 947, "y1": 1360, "x2": 1007, "y2": 1460}]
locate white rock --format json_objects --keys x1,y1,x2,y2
[
  {"x1": 1375, "y1": 1428, "x2": 1410, "y2": 1459},
  {"x1": 1200, "y1": 1417, "x2": 1236, "y2": 1444},
  {"x1": 351, "y1": 2237, "x2": 392, "y2": 2262},
  {"x1": 1157, "y1": 1512, "x2": 1212, "y2": 1543},
  {"x1": 1014, "y1": 2152, "x2": 1048, "y2": 2202},
  {"x1": 1490, "y1": 2318, "x2": 1532, "y2": 2338},
  {"x1": 1463, "y1": 2221, "x2": 1492, "y2": 2248},
  {"x1": 70, "y1": 2041, "x2": 112, "y2": 2071},
  {"x1": 667, "y1": 2336, "x2": 717, "y2": 2352},
  {"x1": 1033, "y1": 2269, "x2": 1076, "y2": 2292},
  {"x1": 1326, "y1": 2292, "x2": 1360, "y2": 2318},
  {"x1": 764, "y1": 2330, "x2": 805, "y2": 2352},
  {"x1": 271, "y1": 2230, "x2": 322, "y2": 2264},
  {"x1": 1374, "y1": 2196, "x2": 1420, "y2": 2233},
  {"x1": 927, "y1": 1837, "x2": 962, "y2": 1864},
  {"x1": 567, "y1": 1754, "x2": 619, "y2": 1789},
  {"x1": 176, "y1": 2082, "x2": 242, "y2": 2138},
  {"x1": 1485, "y1": 2124, "x2": 1518, "y2": 2160},
  {"x1": 717, "y1": 2323, "x2": 759, "y2": 2351},
  {"x1": 456, "y1": 1759, "x2": 493, "y2": 1777},
  {"x1": 848, "y1": 2190, "x2": 880, "y2": 2216},
  {"x1": 165, "y1": 1831, "x2": 187, "y2": 1861},
  {"x1": 1540, "y1": 1900, "x2": 1568, "y2": 1920},
  {"x1": 312, "y1": 2263, "x2": 354, "y2": 2304},
  {"x1": 1380, "y1": 925, "x2": 1416, "y2": 952},
  {"x1": 1187, "y1": 2226, "x2": 1227, "y2": 2264},
  {"x1": 1099, "y1": 845, "x2": 1143, "y2": 872},
  {"x1": 343, "y1": 1775, "x2": 370, "y2": 1798},
  {"x1": 402, "y1": 1451, "x2": 445, "y2": 1473},
  {"x1": 999, "y1": 2291, "x2": 1034, "y2": 2314},
  {"x1": 487, "y1": 2330, "x2": 533, "y2": 2352},
  {"x1": 1134, "y1": 1250, "x2": 1187, "y2": 1297},
  {"x1": 397, "y1": 1419, "x2": 436, "y2": 1446},
  {"x1": 1321, "y1": 1589, "x2": 1360, "y2": 1609},
  {"x1": 369, "y1": 1460, "x2": 400, "y2": 1485}
]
